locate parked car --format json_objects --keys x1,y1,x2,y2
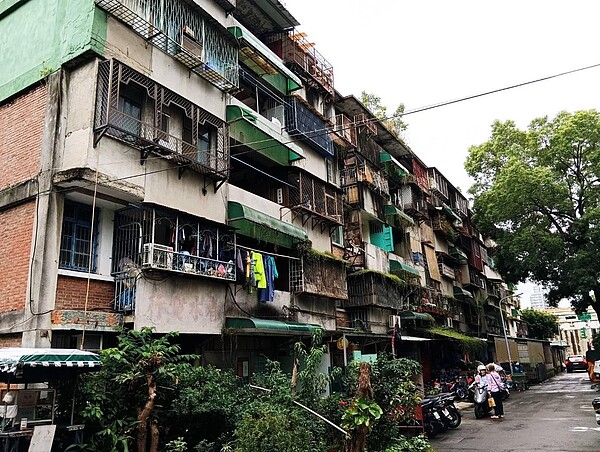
[{"x1": 565, "y1": 355, "x2": 587, "y2": 372}]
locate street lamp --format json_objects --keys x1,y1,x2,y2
[{"x1": 498, "y1": 292, "x2": 522, "y2": 375}]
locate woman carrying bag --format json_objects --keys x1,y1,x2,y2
[{"x1": 486, "y1": 363, "x2": 507, "y2": 419}]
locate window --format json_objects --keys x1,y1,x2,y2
[
  {"x1": 59, "y1": 201, "x2": 98, "y2": 272},
  {"x1": 198, "y1": 123, "x2": 214, "y2": 167},
  {"x1": 117, "y1": 83, "x2": 143, "y2": 138},
  {"x1": 331, "y1": 225, "x2": 344, "y2": 247}
]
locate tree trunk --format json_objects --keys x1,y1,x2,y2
[
  {"x1": 137, "y1": 374, "x2": 157, "y2": 452},
  {"x1": 291, "y1": 355, "x2": 299, "y2": 394},
  {"x1": 345, "y1": 362, "x2": 374, "y2": 452},
  {"x1": 150, "y1": 419, "x2": 160, "y2": 452}
]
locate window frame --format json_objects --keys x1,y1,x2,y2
[{"x1": 59, "y1": 201, "x2": 99, "y2": 273}]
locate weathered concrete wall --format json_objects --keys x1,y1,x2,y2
[{"x1": 0, "y1": 0, "x2": 105, "y2": 102}]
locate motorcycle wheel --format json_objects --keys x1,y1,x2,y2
[
  {"x1": 474, "y1": 404, "x2": 486, "y2": 419},
  {"x1": 456, "y1": 387, "x2": 467, "y2": 400},
  {"x1": 437, "y1": 417, "x2": 449, "y2": 433},
  {"x1": 447, "y1": 407, "x2": 462, "y2": 428},
  {"x1": 425, "y1": 420, "x2": 439, "y2": 438}
]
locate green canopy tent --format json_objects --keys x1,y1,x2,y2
[{"x1": 0, "y1": 348, "x2": 102, "y2": 384}]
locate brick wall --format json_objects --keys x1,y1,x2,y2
[
  {"x1": 0, "y1": 201, "x2": 35, "y2": 313},
  {"x1": 0, "y1": 84, "x2": 46, "y2": 190},
  {"x1": 0, "y1": 334, "x2": 22, "y2": 348},
  {"x1": 55, "y1": 275, "x2": 115, "y2": 311}
]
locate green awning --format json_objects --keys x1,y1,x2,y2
[
  {"x1": 453, "y1": 286, "x2": 474, "y2": 300},
  {"x1": 380, "y1": 152, "x2": 409, "y2": 183},
  {"x1": 228, "y1": 201, "x2": 308, "y2": 248},
  {"x1": 390, "y1": 260, "x2": 421, "y2": 277},
  {"x1": 227, "y1": 105, "x2": 304, "y2": 165},
  {"x1": 228, "y1": 25, "x2": 302, "y2": 94},
  {"x1": 0, "y1": 348, "x2": 102, "y2": 383},
  {"x1": 385, "y1": 204, "x2": 415, "y2": 227},
  {"x1": 399, "y1": 311, "x2": 434, "y2": 322},
  {"x1": 225, "y1": 317, "x2": 322, "y2": 335}
]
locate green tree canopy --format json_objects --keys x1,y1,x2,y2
[
  {"x1": 519, "y1": 309, "x2": 559, "y2": 340},
  {"x1": 465, "y1": 110, "x2": 600, "y2": 317},
  {"x1": 360, "y1": 92, "x2": 408, "y2": 137}
]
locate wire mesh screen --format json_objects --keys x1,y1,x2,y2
[{"x1": 288, "y1": 171, "x2": 342, "y2": 225}]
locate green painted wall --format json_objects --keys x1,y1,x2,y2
[{"x1": 0, "y1": 0, "x2": 106, "y2": 102}]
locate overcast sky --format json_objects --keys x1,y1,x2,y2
[{"x1": 284, "y1": 0, "x2": 600, "y2": 307}]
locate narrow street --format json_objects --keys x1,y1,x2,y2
[{"x1": 430, "y1": 371, "x2": 600, "y2": 451}]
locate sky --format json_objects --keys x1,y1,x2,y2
[{"x1": 283, "y1": 0, "x2": 600, "y2": 308}]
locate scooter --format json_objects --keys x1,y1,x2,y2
[{"x1": 470, "y1": 382, "x2": 493, "y2": 419}]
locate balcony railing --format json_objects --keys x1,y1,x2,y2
[
  {"x1": 439, "y1": 262, "x2": 455, "y2": 279},
  {"x1": 112, "y1": 206, "x2": 236, "y2": 285},
  {"x1": 288, "y1": 171, "x2": 343, "y2": 226},
  {"x1": 266, "y1": 32, "x2": 334, "y2": 95},
  {"x1": 341, "y1": 164, "x2": 390, "y2": 198},
  {"x1": 95, "y1": 59, "x2": 229, "y2": 181},
  {"x1": 285, "y1": 97, "x2": 333, "y2": 157},
  {"x1": 95, "y1": 0, "x2": 238, "y2": 91},
  {"x1": 114, "y1": 271, "x2": 137, "y2": 313}
]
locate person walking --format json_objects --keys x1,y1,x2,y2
[{"x1": 486, "y1": 363, "x2": 506, "y2": 419}]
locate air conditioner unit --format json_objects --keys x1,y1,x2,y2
[
  {"x1": 180, "y1": 34, "x2": 204, "y2": 60},
  {"x1": 142, "y1": 243, "x2": 173, "y2": 269},
  {"x1": 388, "y1": 315, "x2": 402, "y2": 329},
  {"x1": 445, "y1": 317, "x2": 454, "y2": 328}
]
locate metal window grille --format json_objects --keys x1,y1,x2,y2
[
  {"x1": 59, "y1": 201, "x2": 98, "y2": 272},
  {"x1": 289, "y1": 258, "x2": 304, "y2": 293}
]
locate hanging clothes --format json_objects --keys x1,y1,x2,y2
[
  {"x1": 258, "y1": 255, "x2": 278, "y2": 303},
  {"x1": 246, "y1": 251, "x2": 256, "y2": 293},
  {"x1": 253, "y1": 252, "x2": 266, "y2": 289}
]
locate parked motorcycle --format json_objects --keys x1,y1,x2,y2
[
  {"x1": 420, "y1": 397, "x2": 446, "y2": 437},
  {"x1": 424, "y1": 392, "x2": 462, "y2": 430}
]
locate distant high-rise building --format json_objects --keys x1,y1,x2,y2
[{"x1": 530, "y1": 286, "x2": 547, "y2": 310}]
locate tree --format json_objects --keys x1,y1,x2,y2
[
  {"x1": 79, "y1": 328, "x2": 197, "y2": 452},
  {"x1": 360, "y1": 92, "x2": 408, "y2": 137},
  {"x1": 519, "y1": 309, "x2": 559, "y2": 340},
  {"x1": 465, "y1": 110, "x2": 600, "y2": 317}
]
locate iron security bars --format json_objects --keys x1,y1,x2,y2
[
  {"x1": 95, "y1": 59, "x2": 230, "y2": 181},
  {"x1": 95, "y1": 0, "x2": 238, "y2": 91}
]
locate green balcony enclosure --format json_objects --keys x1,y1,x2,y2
[{"x1": 227, "y1": 105, "x2": 304, "y2": 165}]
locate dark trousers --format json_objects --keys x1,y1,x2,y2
[{"x1": 491, "y1": 391, "x2": 504, "y2": 416}]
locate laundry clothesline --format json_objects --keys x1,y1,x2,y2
[{"x1": 235, "y1": 245, "x2": 300, "y2": 261}]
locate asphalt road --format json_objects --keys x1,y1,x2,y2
[{"x1": 430, "y1": 371, "x2": 600, "y2": 451}]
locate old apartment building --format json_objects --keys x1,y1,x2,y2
[{"x1": 0, "y1": 0, "x2": 524, "y2": 379}]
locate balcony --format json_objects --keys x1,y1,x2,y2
[
  {"x1": 290, "y1": 253, "x2": 348, "y2": 300},
  {"x1": 228, "y1": 23, "x2": 301, "y2": 95},
  {"x1": 333, "y1": 114, "x2": 356, "y2": 148},
  {"x1": 285, "y1": 96, "x2": 334, "y2": 157},
  {"x1": 112, "y1": 205, "x2": 237, "y2": 285},
  {"x1": 94, "y1": 59, "x2": 229, "y2": 183},
  {"x1": 380, "y1": 152, "x2": 409, "y2": 186},
  {"x1": 227, "y1": 104, "x2": 304, "y2": 165},
  {"x1": 343, "y1": 270, "x2": 406, "y2": 310},
  {"x1": 95, "y1": 0, "x2": 238, "y2": 91},
  {"x1": 266, "y1": 31, "x2": 334, "y2": 95},
  {"x1": 287, "y1": 170, "x2": 343, "y2": 228},
  {"x1": 341, "y1": 163, "x2": 390, "y2": 198}
]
